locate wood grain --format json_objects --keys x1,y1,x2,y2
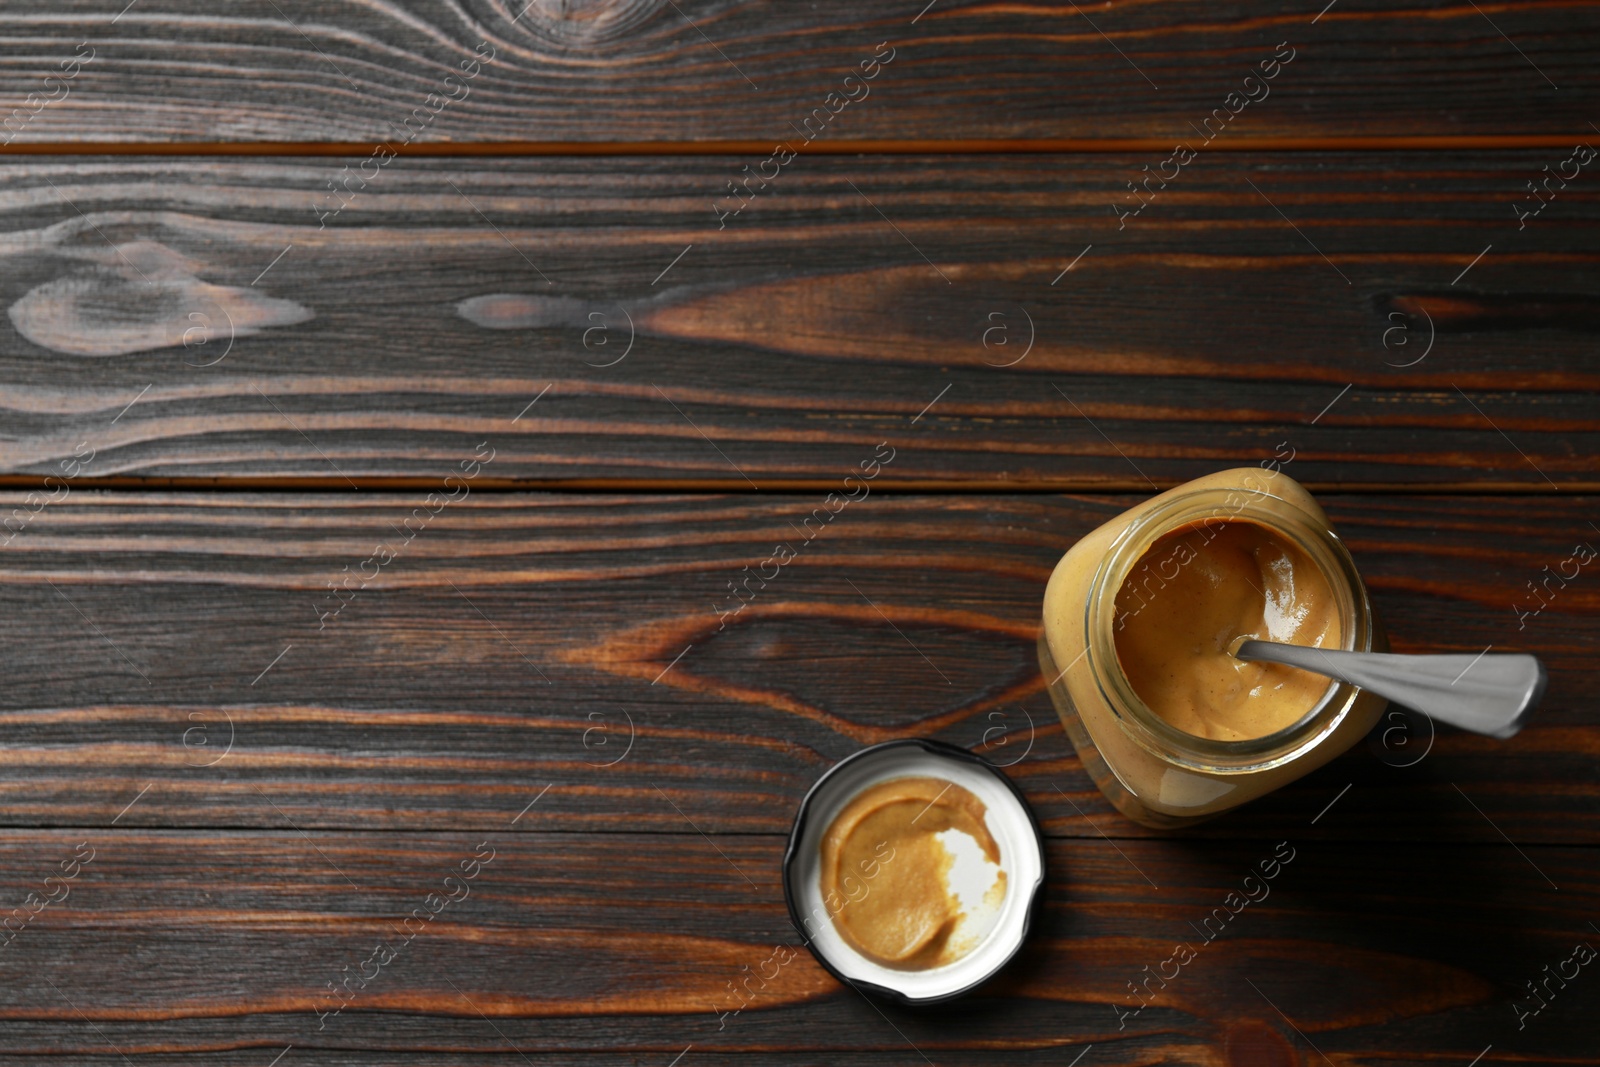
[
  {"x1": 0, "y1": 1, "x2": 1594, "y2": 144},
  {"x1": 0, "y1": 154, "x2": 1597, "y2": 487},
  {"x1": 0, "y1": 831, "x2": 1593, "y2": 1062},
  {"x1": 4, "y1": 4, "x2": 1593, "y2": 1063},
  {"x1": 1, "y1": 490, "x2": 1593, "y2": 842}
]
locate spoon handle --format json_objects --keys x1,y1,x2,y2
[{"x1": 1232, "y1": 641, "x2": 1546, "y2": 739}]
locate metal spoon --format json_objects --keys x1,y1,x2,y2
[{"x1": 1231, "y1": 639, "x2": 1546, "y2": 739}]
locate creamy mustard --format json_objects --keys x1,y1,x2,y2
[
  {"x1": 1113, "y1": 519, "x2": 1340, "y2": 741},
  {"x1": 819, "y1": 777, "x2": 1004, "y2": 971}
]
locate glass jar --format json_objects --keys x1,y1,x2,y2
[{"x1": 1039, "y1": 468, "x2": 1387, "y2": 828}]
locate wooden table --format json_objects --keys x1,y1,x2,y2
[{"x1": 1, "y1": 2, "x2": 1596, "y2": 1064}]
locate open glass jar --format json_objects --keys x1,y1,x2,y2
[{"x1": 1039, "y1": 468, "x2": 1388, "y2": 828}]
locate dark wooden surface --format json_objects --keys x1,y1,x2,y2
[
  {"x1": 0, "y1": 154, "x2": 1597, "y2": 488},
  {"x1": 0, "y1": 491, "x2": 1595, "y2": 846},
  {"x1": 0, "y1": 832, "x2": 1593, "y2": 1061},
  {"x1": 3, "y1": 1, "x2": 1598, "y2": 1064},
  {"x1": 0, "y1": 1, "x2": 1594, "y2": 143}
]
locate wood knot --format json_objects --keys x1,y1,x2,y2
[
  {"x1": 9, "y1": 238, "x2": 310, "y2": 358},
  {"x1": 507, "y1": 0, "x2": 668, "y2": 47}
]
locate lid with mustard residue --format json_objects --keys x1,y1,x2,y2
[{"x1": 782, "y1": 738, "x2": 1046, "y2": 1003}]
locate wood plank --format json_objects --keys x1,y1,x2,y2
[
  {"x1": 0, "y1": 2, "x2": 1595, "y2": 143},
  {"x1": 1, "y1": 491, "x2": 1594, "y2": 842},
  {"x1": 0, "y1": 830, "x2": 1593, "y2": 1062},
  {"x1": 0, "y1": 154, "x2": 1597, "y2": 487}
]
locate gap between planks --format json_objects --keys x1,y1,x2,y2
[
  {"x1": 8, "y1": 825, "x2": 1600, "y2": 845},
  {"x1": 0, "y1": 477, "x2": 1595, "y2": 496},
  {"x1": 0, "y1": 135, "x2": 1594, "y2": 158}
]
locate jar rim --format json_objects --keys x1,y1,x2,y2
[{"x1": 1083, "y1": 482, "x2": 1374, "y2": 773}]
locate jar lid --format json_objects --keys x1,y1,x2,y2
[{"x1": 782, "y1": 738, "x2": 1046, "y2": 1004}]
